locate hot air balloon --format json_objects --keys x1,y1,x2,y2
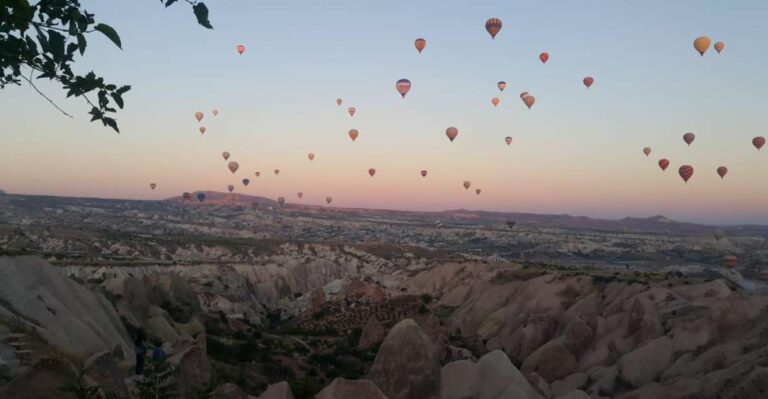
[
  {"x1": 349, "y1": 129, "x2": 359, "y2": 142},
  {"x1": 421, "y1": 170, "x2": 428, "y2": 177},
  {"x1": 222, "y1": 152, "x2": 230, "y2": 161},
  {"x1": 228, "y1": 161, "x2": 239, "y2": 174},
  {"x1": 475, "y1": 189, "x2": 482, "y2": 195},
  {"x1": 348, "y1": 107, "x2": 356, "y2": 117},
  {"x1": 714, "y1": 42, "x2": 725, "y2": 53},
  {"x1": 583, "y1": 76, "x2": 594, "y2": 89},
  {"x1": 150, "y1": 183, "x2": 156, "y2": 190},
  {"x1": 236, "y1": 44, "x2": 245, "y2": 55},
  {"x1": 463, "y1": 181, "x2": 471, "y2": 190},
  {"x1": 396, "y1": 79, "x2": 412, "y2": 98},
  {"x1": 415, "y1": 38, "x2": 427, "y2": 53},
  {"x1": 539, "y1": 52, "x2": 549, "y2": 64},
  {"x1": 717, "y1": 166, "x2": 728, "y2": 179},
  {"x1": 497, "y1": 81, "x2": 507, "y2": 91},
  {"x1": 212, "y1": 109, "x2": 219, "y2": 116},
  {"x1": 679, "y1": 165, "x2": 694, "y2": 183},
  {"x1": 694, "y1": 36, "x2": 711, "y2": 56},
  {"x1": 182, "y1": 192, "x2": 192, "y2": 201},
  {"x1": 336, "y1": 98, "x2": 343, "y2": 106},
  {"x1": 255, "y1": 171, "x2": 261, "y2": 177},
  {"x1": 523, "y1": 95, "x2": 535, "y2": 109},
  {"x1": 297, "y1": 192, "x2": 303, "y2": 199},
  {"x1": 199, "y1": 127, "x2": 206, "y2": 135},
  {"x1": 505, "y1": 136, "x2": 513, "y2": 146},
  {"x1": 722, "y1": 255, "x2": 737, "y2": 269},
  {"x1": 491, "y1": 97, "x2": 500, "y2": 107},
  {"x1": 195, "y1": 111, "x2": 203, "y2": 122},
  {"x1": 658, "y1": 159, "x2": 670, "y2": 171},
  {"x1": 242, "y1": 178, "x2": 250, "y2": 186},
  {"x1": 196, "y1": 192, "x2": 206, "y2": 202},
  {"x1": 506, "y1": 220, "x2": 516, "y2": 229},
  {"x1": 325, "y1": 196, "x2": 333, "y2": 204},
  {"x1": 643, "y1": 147, "x2": 651, "y2": 156},
  {"x1": 227, "y1": 184, "x2": 234, "y2": 193},
  {"x1": 753, "y1": 136, "x2": 765, "y2": 150},
  {"x1": 683, "y1": 132, "x2": 696, "y2": 146},
  {"x1": 308, "y1": 152, "x2": 315, "y2": 161},
  {"x1": 368, "y1": 168, "x2": 376, "y2": 177},
  {"x1": 277, "y1": 197, "x2": 285, "y2": 207},
  {"x1": 274, "y1": 169, "x2": 280, "y2": 176},
  {"x1": 446, "y1": 127, "x2": 459, "y2": 142},
  {"x1": 485, "y1": 18, "x2": 502, "y2": 39}
]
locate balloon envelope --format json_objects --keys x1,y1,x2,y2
[
  {"x1": 182, "y1": 192, "x2": 191, "y2": 200},
  {"x1": 506, "y1": 220, "x2": 516, "y2": 229},
  {"x1": 714, "y1": 41, "x2": 725, "y2": 53},
  {"x1": 222, "y1": 151, "x2": 230, "y2": 161},
  {"x1": 446, "y1": 127, "x2": 459, "y2": 142},
  {"x1": 274, "y1": 169, "x2": 280, "y2": 175},
  {"x1": 212, "y1": 109, "x2": 219, "y2": 116},
  {"x1": 336, "y1": 98, "x2": 342, "y2": 106},
  {"x1": 255, "y1": 171, "x2": 260, "y2": 177},
  {"x1": 195, "y1": 111, "x2": 203, "y2": 122},
  {"x1": 583, "y1": 77, "x2": 594, "y2": 88},
  {"x1": 348, "y1": 107, "x2": 356, "y2": 117},
  {"x1": 658, "y1": 159, "x2": 670, "y2": 171},
  {"x1": 228, "y1": 161, "x2": 239, "y2": 174},
  {"x1": 643, "y1": 147, "x2": 651, "y2": 156},
  {"x1": 694, "y1": 36, "x2": 711, "y2": 56},
  {"x1": 485, "y1": 18, "x2": 502, "y2": 39},
  {"x1": 236, "y1": 45, "x2": 245, "y2": 55},
  {"x1": 199, "y1": 127, "x2": 206, "y2": 135},
  {"x1": 242, "y1": 178, "x2": 250, "y2": 186},
  {"x1": 463, "y1": 181, "x2": 471, "y2": 190},
  {"x1": 308, "y1": 153, "x2": 315, "y2": 161},
  {"x1": 227, "y1": 185, "x2": 234, "y2": 193},
  {"x1": 349, "y1": 129, "x2": 359, "y2": 142},
  {"x1": 753, "y1": 136, "x2": 766, "y2": 150},
  {"x1": 297, "y1": 192, "x2": 303, "y2": 199},
  {"x1": 717, "y1": 166, "x2": 728, "y2": 179},
  {"x1": 683, "y1": 132, "x2": 696, "y2": 146},
  {"x1": 396, "y1": 79, "x2": 412, "y2": 98},
  {"x1": 523, "y1": 95, "x2": 535, "y2": 109},
  {"x1": 368, "y1": 168, "x2": 376, "y2": 177},
  {"x1": 505, "y1": 136, "x2": 513, "y2": 146},
  {"x1": 196, "y1": 193, "x2": 205, "y2": 202},
  {"x1": 475, "y1": 189, "x2": 482, "y2": 195},
  {"x1": 421, "y1": 170, "x2": 428, "y2": 177},
  {"x1": 497, "y1": 81, "x2": 507, "y2": 91},
  {"x1": 415, "y1": 38, "x2": 427, "y2": 53},
  {"x1": 679, "y1": 165, "x2": 694, "y2": 183},
  {"x1": 150, "y1": 183, "x2": 156, "y2": 190},
  {"x1": 539, "y1": 52, "x2": 549, "y2": 63},
  {"x1": 326, "y1": 196, "x2": 332, "y2": 204},
  {"x1": 491, "y1": 97, "x2": 500, "y2": 107}
]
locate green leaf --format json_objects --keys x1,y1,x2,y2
[
  {"x1": 76, "y1": 33, "x2": 87, "y2": 55},
  {"x1": 111, "y1": 93, "x2": 124, "y2": 109},
  {"x1": 193, "y1": 3, "x2": 213, "y2": 29},
  {"x1": 93, "y1": 23, "x2": 122, "y2": 49},
  {"x1": 165, "y1": 0, "x2": 178, "y2": 7}
]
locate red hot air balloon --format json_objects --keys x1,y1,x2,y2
[
  {"x1": 491, "y1": 97, "x2": 500, "y2": 107},
  {"x1": 227, "y1": 185, "x2": 234, "y2": 193},
  {"x1": 199, "y1": 127, "x2": 206, "y2": 135},
  {"x1": 753, "y1": 136, "x2": 766, "y2": 150},
  {"x1": 475, "y1": 189, "x2": 482, "y2": 195},
  {"x1": 222, "y1": 151, "x2": 230, "y2": 161},
  {"x1": 714, "y1": 42, "x2": 725, "y2": 54},
  {"x1": 446, "y1": 127, "x2": 459, "y2": 142},
  {"x1": 242, "y1": 178, "x2": 250, "y2": 186},
  {"x1": 463, "y1": 181, "x2": 471, "y2": 190},
  {"x1": 274, "y1": 169, "x2": 280, "y2": 175},
  {"x1": 583, "y1": 76, "x2": 594, "y2": 89},
  {"x1": 236, "y1": 45, "x2": 245, "y2": 55},
  {"x1": 485, "y1": 18, "x2": 502, "y2": 39},
  {"x1": 349, "y1": 129, "x2": 359, "y2": 142},
  {"x1": 539, "y1": 52, "x2": 549, "y2": 64},
  {"x1": 658, "y1": 159, "x2": 670, "y2": 171},
  {"x1": 497, "y1": 81, "x2": 507, "y2": 91},
  {"x1": 228, "y1": 161, "x2": 239, "y2": 174},
  {"x1": 683, "y1": 132, "x2": 696, "y2": 146},
  {"x1": 421, "y1": 170, "x2": 428, "y2": 177},
  {"x1": 195, "y1": 111, "x2": 204, "y2": 122},
  {"x1": 308, "y1": 152, "x2": 315, "y2": 161},
  {"x1": 505, "y1": 136, "x2": 513, "y2": 146},
  {"x1": 717, "y1": 166, "x2": 728, "y2": 179},
  {"x1": 396, "y1": 79, "x2": 412, "y2": 98},
  {"x1": 415, "y1": 38, "x2": 426, "y2": 53},
  {"x1": 643, "y1": 147, "x2": 651, "y2": 157},
  {"x1": 325, "y1": 196, "x2": 333, "y2": 204},
  {"x1": 297, "y1": 192, "x2": 303, "y2": 199},
  {"x1": 348, "y1": 107, "x2": 356, "y2": 117},
  {"x1": 368, "y1": 168, "x2": 376, "y2": 177},
  {"x1": 150, "y1": 183, "x2": 156, "y2": 190},
  {"x1": 679, "y1": 165, "x2": 694, "y2": 183},
  {"x1": 523, "y1": 95, "x2": 535, "y2": 109},
  {"x1": 336, "y1": 98, "x2": 343, "y2": 106}
]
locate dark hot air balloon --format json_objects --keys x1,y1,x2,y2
[
  {"x1": 463, "y1": 181, "x2": 471, "y2": 190},
  {"x1": 228, "y1": 161, "x2": 239, "y2": 174},
  {"x1": 505, "y1": 136, "x2": 513, "y2": 146},
  {"x1": 583, "y1": 76, "x2": 594, "y2": 88},
  {"x1": 196, "y1": 192, "x2": 206, "y2": 202},
  {"x1": 396, "y1": 79, "x2": 412, "y2": 98},
  {"x1": 326, "y1": 196, "x2": 333, "y2": 204},
  {"x1": 446, "y1": 127, "x2": 459, "y2": 142},
  {"x1": 222, "y1": 151, "x2": 230, "y2": 161},
  {"x1": 658, "y1": 159, "x2": 670, "y2": 171},
  {"x1": 227, "y1": 184, "x2": 234, "y2": 193},
  {"x1": 683, "y1": 132, "x2": 696, "y2": 146},
  {"x1": 475, "y1": 189, "x2": 482, "y2": 195},
  {"x1": 717, "y1": 166, "x2": 728, "y2": 179},
  {"x1": 506, "y1": 220, "x2": 516, "y2": 229},
  {"x1": 297, "y1": 192, "x2": 303, "y2": 199},
  {"x1": 255, "y1": 171, "x2": 260, "y2": 177},
  {"x1": 242, "y1": 178, "x2": 250, "y2": 186},
  {"x1": 679, "y1": 165, "x2": 694, "y2": 183},
  {"x1": 368, "y1": 168, "x2": 376, "y2": 177},
  {"x1": 539, "y1": 52, "x2": 549, "y2": 64},
  {"x1": 150, "y1": 183, "x2": 156, "y2": 190},
  {"x1": 274, "y1": 169, "x2": 280, "y2": 175},
  {"x1": 421, "y1": 170, "x2": 428, "y2": 177},
  {"x1": 643, "y1": 147, "x2": 651, "y2": 156},
  {"x1": 753, "y1": 136, "x2": 765, "y2": 150},
  {"x1": 485, "y1": 18, "x2": 502, "y2": 39},
  {"x1": 497, "y1": 81, "x2": 507, "y2": 91}
]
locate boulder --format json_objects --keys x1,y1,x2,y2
[
  {"x1": 521, "y1": 338, "x2": 578, "y2": 381},
  {"x1": 367, "y1": 319, "x2": 440, "y2": 399},
  {"x1": 725, "y1": 367, "x2": 768, "y2": 399},
  {"x1": 170, "y1": 333, "x2": 211, "y2": 395},
  {"x1": 259, "y1": 381, "x2": 294, "y2": 399},
  {"x1": 211, "y1": 383, "x2": 248, "y2": 399},
  {"x1": 555, "y1": 390, "x2": 591, "y2": 399},
  {"x1": 497, "y1": 385, "x2": 529, "y2": 399},
  {"x1": 551, "y1": 372, "x2": 587, "y2": 397},
  {"x1": 477, "y1": 350, "x2": 542, "y2": 399},
  {"x1": 83, "y1": 345, "x2": 127, "y2": 394},
  {"x1": 441, "y1": 360, "x2": 480, "y2": 399},
  {"x1": 0, "y1": 357, "x2": 76, "y2": 399},
  {"x1": 617, "y1": 336, "x2": 672, "y2": 386},
  {"x1": 358, "y1": 319, "x2": 386, "y2": 351},
  {"x1": 315, "y1": 378, "x2": 388, "y2": 399}
]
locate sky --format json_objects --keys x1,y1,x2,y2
[{"x1": 1, "y1": 0, "x2": 768, "y2": 225}]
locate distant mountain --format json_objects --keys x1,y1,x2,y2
[
  {"x1": 165, "y1": 191, "x2": 278, "y2": 207},
  {"x1": 0, "y1": 189, "x2": 5, "y2": 195}
]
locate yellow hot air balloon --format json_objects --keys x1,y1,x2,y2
[{"x1": 694, "y1": 36, "x2": 711, "y2": 56}]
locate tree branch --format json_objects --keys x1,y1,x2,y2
[{"x1": 20, "y1": 73, "x2": 73, "y2": 119}]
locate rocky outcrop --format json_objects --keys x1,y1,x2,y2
[
  {"x1": 476, "y1": 350, "x2": 543, "y2": 399},
  {"x1": 0, "y1": 357, "x2": 76, "y2": 399},
  {"x1": 617, "y1": 336, "x2": 673, "y2": 387},
  {"x1": 211, "y1": 383, "x2": 248, "y2": 399},
  {"x1": 259, "y1": 381, "x2": 294, "y2": 399},
  {"x1": 315, "y1": 378, "x2": 388, "y2": 399},
  {"x1": 83, "y1": 345, "x2": 127, "y2": 394},
  {"x1": 169, "y1": 333, "x2": 212, "y2": 395},
  {"x1": 367, "y1": 319, "x2": 440, "y2": 399},
  {"x1": 441, "y1": 360, "x2": 480, "y2": 399}
]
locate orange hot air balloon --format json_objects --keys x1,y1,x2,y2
[
  {"x1": 297, "y1": 192, "x2": 303, "y2": 199},
  {"x1": 421, "y1": 170, "x2": 428, "y2": 177},
  {"x1": 485, "y1": 18, "x2": 502, "y2": 39},
  {"x1": 753, "y1": 136, "x2": 765, "y2": 150},
  {"x1": 491, "y1": 97, "x2": 500, "y2": 107},
  {"x1": 199, "y1": 127, "x2": 206, "y2": 135},
  {"x1": 255, "y1": 171, "x2": 260, "y2": 177},
  {"x1": 325, "y1": 196, "x2": 333, "y2": 204},
  {"x1": 222, "y1": 151, "x2": 230, "y2": 161},
  {"x1": 658, "y1": 159, "x2": 670, "y2": 171},
  {"x1": 368, "y1": 168, "x2": 376, "y2": 177},
  {"x1": 714, "y1": 41, "x2": 725, "y2": 53},
  {"x1": 349, "y1": 129, "x2": 359, "y2": 142},
  {"x1": 212, "y1": 109, "x2": 219, "y2": 116},
  {"x1": 475, "y1": 189, "x2": 482, "y2": 195},
  {"x1": 396, "y1": 79, "x2": 412, "y2": 98},
  {"x1": 694, "y1": 36, "x2": 711, "y2": 56},
  {"x1": 583, "y1": 76, "x2": 594, "y2": 88},
  {"x1": 722, "y1": 255, "x2": 737, "y2": 269},
  {"x1": 242, "y1": 178, "x2": 250, "y2": 186},
  {"x1": 679, "y1": 165, "x2": 694, "y2": 183},
  {"x1": 463, "y1": 181, "x2": 471, "y2": 190},
  {"x1": 236, "y1": 44, "x2": 245, "y2": 55},
  {"x1": 274, "y1": 169, "x2": 280, "y2": 176},
  {"x1": 683, "y1": 132, "x2": 696, "y2": 146},
  {"x1": 520, "y1": 91, "x2": 529, "y2": 99},
  {"x1": 505, "y1": 136, "x2": 513, "y2": 146},
  {"x1": 497, "y1": 81, "x2": 507, "y2": 91},
  {"x1": 195, "y1": 111, "x2": 204, "y2": 122},
  {"x1": 643, "y1": 147, "x2": 651, "y2": 156},
  {"x1": 348, "y1": 107, "x2": 356, "y2": 117},
  {"x1": 539, "y1": 52, "x2": 549, "y2": 64},
  {"x1": 308, "y1": 153, "x2": 315, "y2": 161},
  {"x1": 336, "y1": 98, "x2": 343, "y2": 106},
  {"x1": 717, "y1": 166, "x2": 728, "y2": 179},
  {"x1": 227, "y1": 161, "x2": 239, "y2": 174},
  {"x1": 415, "y1": 38, "x2": 427, "y2": 53},
  {"x1": 150, "y1": 183, "x2": 156, "y2": 190},
  {"x1": 227, "y1": 184, "x2": 234, "y2": 193},
  {"x1": 523, "y1": 95, "x2": 535, "y2": 109},
  {"x1": 446, "y1": 127, "x2": 459, "y2": 142},
  {"x1": 277, "y1": 197, "x2": 285, "y2": 207}
]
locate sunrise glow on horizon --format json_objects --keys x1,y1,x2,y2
[{"x1": 1, "y1": 0, "x2": 767, "y2": 225}]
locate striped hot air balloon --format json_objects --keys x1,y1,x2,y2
[
  {"x1": 583, "y1": 76, "x2": 594, "y2": 89},
  {"x1": 679, "y1": 165, "x2": 694, "y2": 183},
  {"x1": 485, "y1": 18, "x2": 502, "y2": 39},
  {"x1": 396, "y1": 79, "x2": 412, "y2": 98},
  {"x1": 658, "y1": 159, "x2": 670, "y2": 171},
  {"x1": 753, "y1": 136, "x2": 765, "y2": 150}
]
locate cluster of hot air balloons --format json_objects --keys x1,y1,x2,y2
[
  {"x1": 194, "y1": 109, "x2": 218, "y2": 135},
  {"x1": 693, "y1": 36, "x2": 725, "y2": 56}
]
